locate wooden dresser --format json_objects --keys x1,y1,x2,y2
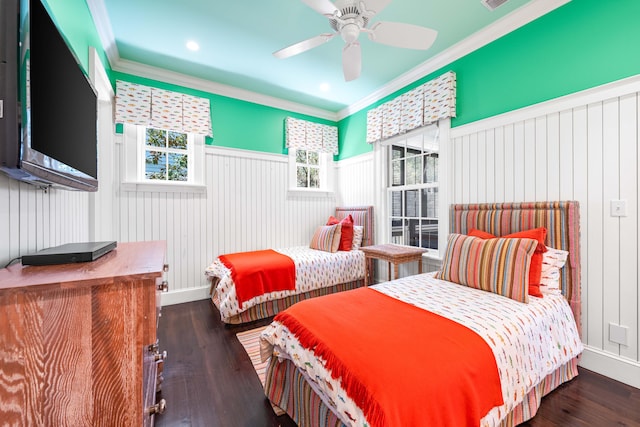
[{"x1": 0, "y1": 241, "x2": 168, "y2": 426}]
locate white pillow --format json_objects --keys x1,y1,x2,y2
[
  {"x1": 540, "y1": 247, "x2": 569, "y2": 294},
  {"x1": 351, "y1": 226, "x2": 364, "y2": 250}
]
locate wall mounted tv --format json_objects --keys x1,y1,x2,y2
[{"x1": 0, "y1": 0, "x2": 98, "y2": 191}]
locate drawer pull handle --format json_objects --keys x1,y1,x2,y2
[
  {"x1": 163, "y1": 264, "x2": 169, "y2": 272},
  {"x1": 147, "y1": 398, "x2": 166, "y2": 415},
  {"x1": 154, "y1": 350, "x2": 167, "y2": 362},
  {"x1": 157, "y1": 281, "x2": 168, "y2": 292}
]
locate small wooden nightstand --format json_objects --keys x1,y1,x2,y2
[{"x1": 360, "y1": 244, "x2": 428, "y2": 286}]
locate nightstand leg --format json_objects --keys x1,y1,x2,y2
[{"x1": 394, "y1": 263, "x2": 399, "y2": 280}]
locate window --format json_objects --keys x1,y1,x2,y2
[
  {"x1": 120, "y1": 124, "x2": 205, "y2": 193},
  {"x1": 142, "y1": 127, "x2": 191, "y2": 182},
  {"x1": 288, "y1": 148, "x2": 334, "y2": 195},
  {"x1": 295, "y1": 149, "x2": 320, "y2": 188},
  {"x1": 388, "y1": 125, "x2": 440, "y2": 252}
]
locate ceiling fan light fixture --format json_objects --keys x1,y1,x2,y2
[{"x1": 341, "y1": 23, "x2": 361, "y2": 44}]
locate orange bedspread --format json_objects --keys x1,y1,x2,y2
[
  {"x1": 275, "y1": 287, "x2": 503, "y2": 427},
  {"x1": 219, "y1": 249, "x2": 295, "y2": 308}
]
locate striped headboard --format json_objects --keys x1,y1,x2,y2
[
  {"x1": 450, "y1": 201, "x2": 581, "y2": 335},
  {"x1": 335, "y1": 206, "x2": 374, "y2": 248}
]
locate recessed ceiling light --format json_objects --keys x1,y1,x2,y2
[
  {"x1": 186, "y1": 40, "x2": 200, "y2": 51},
  {"x1": 319, "y1": 82, "x2": 330, "y2": 92}
]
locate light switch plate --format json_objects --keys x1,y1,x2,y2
[{"x1": 610, "y1": 200, "x2": 627, "y2": 217}]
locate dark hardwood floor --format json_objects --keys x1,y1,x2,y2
[{"x1": 155, "y1": 299, "x2": 640, "y2": 427}]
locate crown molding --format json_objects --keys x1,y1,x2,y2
[
  {"x1": 336, "y1": 0, "x2": 571, "y2": 120},
  {"x1": 85, "y1": 0, "x2": 119, "y2": 67}
]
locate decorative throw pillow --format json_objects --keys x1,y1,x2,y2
[
  {"x1": 351, "y1": 226, "x2": 364, "y2": 250},
  {"x1": 468, "y1": 227, "x2": 547, "y2": 294},
  {"x1": 327, "y1": 215, "x2": 354, "y2": 251},
  {"x1": 435, "y1": 233, "x2": 538, "y2": 303},
  {"x1": 540, "y1": 247, "x2": 569, "y2": 294},
  {"x1": 310, "y1": 224, "x2": 342, "y2": 253}
]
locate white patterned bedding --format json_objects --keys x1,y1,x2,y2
[
  {"x1": 205, "y1": 246, "x2": 365, "y2": 321},
  {"x1": 260, "y1": 272, "x2": 583, "y2": 427}
]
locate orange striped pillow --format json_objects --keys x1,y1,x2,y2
[
  {"x1": 435, "y1": 234, "x2": 538, "y2": 303},
  {"x1": 310, "y1": 224, "x2": 342, "y2": 253}
]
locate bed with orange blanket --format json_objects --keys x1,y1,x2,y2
[
  {"x1": 260, "y1": 201, "x2": 583, "y2": 426},
  {"x1": 205, "y1": 206, "x2": 374, "y2": 324}
]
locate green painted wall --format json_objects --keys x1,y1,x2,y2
[
  {"x1": 338, "y1": 0, "x2": 640, "y2": 160},
  {"x1": 110, "y1": 72, "x2": 336, "y2": 153},
  {"x1": 47, "y1": 0, "x2": 640, "y2": 159}
]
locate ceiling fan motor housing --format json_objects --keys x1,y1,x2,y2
[{"x1": 330, "y1": 0, "x2": 369, "y2": 38}]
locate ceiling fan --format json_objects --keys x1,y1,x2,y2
[{"x1": 273, "y1": 0, "x2": 438, "y2": 82}]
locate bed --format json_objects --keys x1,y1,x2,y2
[
  {"x1": 260, "y1": 201, "x2": 583, "y2": 427},
  {"x1": 205, "y1": 206, "x2": 374, "y2": 324}
]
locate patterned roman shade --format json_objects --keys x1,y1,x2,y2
[
  {"x1": 115, "y1": 80, "x2": 213, "y2": 137},
  {"x1": 285, "y1": 117, "x2": 338, "y2": 155},
  {"x1": 366, "y1": 71, "x2": 456, "y2": 144}
]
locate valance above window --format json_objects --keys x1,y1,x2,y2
[
  {"x1": 115, "y1": 80, "x2": 213, "y2": 137},
  {"x1": 286, "y1": 117, "x2": 338, "y2": 155},
  {"x1": 366, "y1": 71, "x2": 456, "y2": 144}
]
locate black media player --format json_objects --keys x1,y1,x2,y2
[{"x1": 21, "y1": 241, "x2": 118, "y2": 266}]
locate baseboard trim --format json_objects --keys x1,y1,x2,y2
[
  {"x1": 161, "y1": 286, "x2": 210, "y2": 306},
  {"x1": 580, "y1": 345, "x2": 640, "y2": 389}
]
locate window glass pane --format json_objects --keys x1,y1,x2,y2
[
  {"x1": 309, "y1": 167, "x2": 319, "y2": 188},
  {"x1": 167, "y1": 153, "x2": 188, "y2": 181},
  {"x1": 146, "y1": 128, "x2": 166, "y2": 148},
  {"x1": 296, "y1": 150, "x2": 307, "y2": 164},
  {"x1": 392, "y1": 145, "x2": 405, "y2": 160},
  {"x1": 145, "y1": 150, "x2": 166, "y2": 180},
  {"x1": 391, "y1": 191, "x2": 403, "y2": 217},
  {"x1": 308, "y1": 151, "x2": 319, "y2": 166},
  {"x1": 392, "y1": 159, "x2": 404, "y2": 186},
  {"x1": 407, "y1": 147, "x2": 422, "y2": 156},
  {"x1": 423, "y1": 153, "x2": 438, "y2": 183},
  {"x1": 420, "y1": 219, "x2": 439, "y2": 250},
  {"x1": 406, "y1": 156, "x2": 420, "y2": 185},
  {"x1": 405, "y1": 189, "x2": 419, "y2": 217},
  {"x1": 421, "y1": 187, "x2": 438, "y2": 218},
  {"x1": 297, "y1": 166, "x2": 308, "y2": 187},
  {"x1": 408, "y1": 218, "x2": 420, "y2": 247},
  {"x1": 390, "y1": 218, "x2": 406, "y2": 245},
  {"x1": 168, "y1": 131, "x2": 187, "y2": 149}
]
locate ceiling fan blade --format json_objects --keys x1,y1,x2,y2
[
  {"x1": 368, "y1": 21, "x2": 438, "y2": 50},
  {"x1": 361, "y1": 0, "x2": 392, "y2": 17},
  {"x1": 302, "y1": 0, "x2": 339, "y2": 17},
  {"x1": 273, "y1": 33, "x2": 336, "y2": 59},
  {"x1": 342, "y1": 41, "x2": 362, "y2": 82}
]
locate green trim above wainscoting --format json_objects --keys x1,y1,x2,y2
[
  {"x1": 337, "y1": 0, "x2": 640, "y2": 160},
  {"x1": 110, "y1": 72, "x2": 336, "y2": 154}
]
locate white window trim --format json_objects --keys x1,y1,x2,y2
[
  {"x1": 287, "y1": 148, "x2": 335, "y2": 198},
  {"x1": 120, "y1": 123, "x2": 206, "y2": 193},
  {"x1": 375, "y1": 119, "x2": 451, "y2": 258}
]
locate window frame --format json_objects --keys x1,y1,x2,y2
[
  {"x1": 120, "y1": 123, "x2": 206, "y2": 193},
  {"x1": 287, "y1": 147, "x2": 335, "y2": 197},
  {"x1": 380, "y1": 120, "x2": 450, "y2": 259},
  {"x1": 137, "y1": 126, "x2": 194, "y2": 183}
]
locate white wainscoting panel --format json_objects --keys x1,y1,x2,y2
[
  {"x1": 113, "y1": 144, "x2": 337, "y2": 304},
  {"x1": 450, "y1": 78, "x2": 640, "y2": 388},
  {"x1": 0, "y1": 175, "x2": 90, "y2": 266}
]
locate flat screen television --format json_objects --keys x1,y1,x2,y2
[{"x1": 0, "y1": 0, "x2": 98, "y2": 191}]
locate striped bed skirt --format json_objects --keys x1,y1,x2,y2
[
  {"x1": 211, "y1": 279, "x2": 364, "y2": 324},
  {"x1": 264, "y1": 355, "x2": 580, "y2": 427}
]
